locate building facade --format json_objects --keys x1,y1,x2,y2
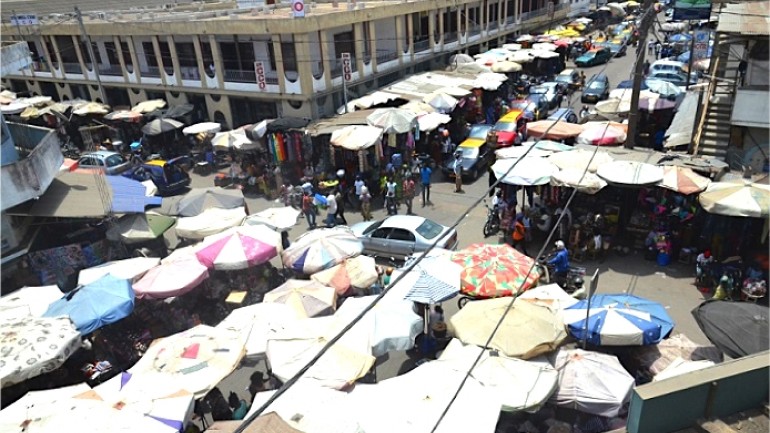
[{"x1": 1, "y1": 0, "x2": 570, "y2": 128}]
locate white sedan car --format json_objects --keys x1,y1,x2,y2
[{"x1": 350, "y1": 215, "x2": 458, "y2": 260}]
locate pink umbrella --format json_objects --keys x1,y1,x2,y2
[
  {"x1": 195, "y1": 226, "x2": 281, "y2": 271},
  {"x1": 133, "y1": 257, "x2": 209, "y2": 299},
  {"x1": 576, "y1": 125, "x2": 627, "y2": 146}
]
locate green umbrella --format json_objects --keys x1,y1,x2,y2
[{"x1": 107, "y1": 213, "x2": 176, "y2": 244}]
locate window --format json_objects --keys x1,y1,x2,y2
[
  {"x1": 371, "y1": 227, "x2": 392, "y2": 239},
  {"x1": 416, "y1": 220, "x2": 443, "y2": 239},
  {"x1": 363, "y1": 220, "x2": 383, "y2": 235},
  {"x1": 142, "y1": 42, "x2": 157, "y2": 67},
  {"x1": 104, "y1": 42, "x2": 119, "y2": 65},
  {"x1": 388, "y1": 229, "x2": 416, "y2": 242},
  {"x1": 119, "y1": 41, "x2": 132, "y2": 68},
  {"x1": 105, "y1": 154, "x2": 125, "y2": 167},
  {"x1": 494, "y1": 121, "x2": 517, "y2": 132}
]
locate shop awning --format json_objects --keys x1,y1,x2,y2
[
  {"x1": 330, "y1": 125, "x2": 384, "y2": 150},
  {"x1": 664, "y1": 89, "x2": 702, "y2": 148},
  {"x1": 731, "y1": 89, "x2": 770, "y2": 128},
  {"x1": 306, "y1": 109, "x2": 378, "y2": 136}
]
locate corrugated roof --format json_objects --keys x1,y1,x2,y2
[{"x1": 717, "y1": 1, "x2": 770, "y2": 35}]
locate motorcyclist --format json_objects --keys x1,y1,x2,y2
[{"x1": 548, "y1": 240, "x2": 570, "y2": 285}]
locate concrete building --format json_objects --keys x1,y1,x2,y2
[{"x1": 1, "y1": 0, "x2": 571, "y2": 128}]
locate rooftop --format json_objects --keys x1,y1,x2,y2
[{"x1": 716, "y1": 0, "x2": 770, "y2": 35}]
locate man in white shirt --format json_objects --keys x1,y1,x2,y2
[
  {"x1": 325, "y1": 193, "x2": 337, "y2": 227},
  {"x1": 385, "y1": 177, "x2": 397, "y2": 215},
  {"x1": 453, "y1": 152, "x2": 464, "y2": 193},
  {"x1": 354, "y1": 176, "x2": 365, "y2": 210}
]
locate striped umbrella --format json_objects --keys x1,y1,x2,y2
[
  {"x1": 263, "y1": 279, "x2": 337, "y2": 318},
  {"x1": 281, "y1": 227, "x2": 363, "y2": 274},
  {"x1": 451, "y1": 243, "x2": 540, "y2": 298},
  {"x1": 195, "y1": 225, "x2": 282, "y2": 270},
  {"x1": 698, "y1": 178, "x2": 770, "y2": 218},
  {"x1": 403, "y1": 255, "x2": 462, "y2": 304},
  {"x1": 658, "y1": 166, "x2": 711, "y2": 195}
]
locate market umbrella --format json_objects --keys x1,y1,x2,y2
[
  {"x1": 215, "y1": 302, "x2": 300, "y2": 360},
  {"x1": 132, "y1": 99, "x2": 167, "y2": 114},
  {"x1": 576, "y1": 124, "x2": 627, "y2": 146},
  {"x1": 658, "y1": 165, "x2": 711, "y2": 195},
  {"x1": 669, "y1": 33, "x2": 692, "y2": 43},
  {"x1": 106, "y1": 213, "x2": 176, "y2": 245},
  {"x1": 212, "y1": 130, "x2": 258, "y2": 151},
  {"x1": 400, "y1": 101, "x2": 435, "y2": 116},
  {"x1": 281, "y1": 227, "x2": 363, "y2": 274},
  {"x1": 451, "y1": 243, "x2": 540, "y2": 298},
  {"x1": 266, "y1": 316, "x2": 375, "y2": 389},
  {"x1": 43, "y1": 275, "x2": 134, "y2": 335},
  {"x1": 423, "y1": 92, "x2": 459, "y2": 114},
  {"x1": 417, "y1": 112, "x2": 452, "y2": 132},
  {"x1": 438, "y1": 339, "x2": 559, "y2": 413},
  {"x1": 491, "y1": 61, "x2": 522, "y2": 73},
  {"x1": 653, "y1": 358, "x2": 716, "y2": 381},
  {"x1": 80, "y1": 372, "x2": 195, "y2": 431},
  {"x1": 549, "y1": 348, "x2": 635, "y2": 417},
  {"x1": 449, "y1": 298, "x2": 567, "y2": 359},
  {"x1": 242, "y1": 206, "x2": 301, "y2": 232},
  {"x1": 632, "y1": 333, "x2": 723, "y2": 376},
  {"x1": 207, "y1": 413, "x2": 303, "y2": 433},
  {"x1": 72, "y1": 102, "x2": 110, "y2": 116},
  {"x1": 452, "y1": 62, "x2": 490, "y2": 74},
  {"x1": 129, "y1": 325, "x2": 246, "y2": 399},
  {"x1": 532, "y1": 42, "x2": 558, "y2": 51},
  {"x1": 495, "y1": 143, "x2": 552, "y2": 159},
  {"x1": 311, "y1": 255, "x2": 378, "y2": 296},
  {"x1": 491, "y1": 157, "x2": 559, "y2": 186},
  {"x1": 176, "y1": 188, "x2": 245, "y2": 217},
  {"x1": 0, "y1": 315, "x2": 81, "y2": 387},
  {"x1": 142, "y1": 118, "x2": 184, "y2": 136},
  {"x1": 175, "y1": 207, "x2": 247, "y2": 240},
  {"x1": 132, "y1": 256, "x2": 209, "y2": 299},
  {"x1": 562, "y1": 294, "x2": 675, "y2": 346},
  {"x1": 195, "y1": 225, "x2": 281, "y2": 270},
  {"x1": 595, "y1": 97, "x2": 631, "y2": 115},
  {"x1": 20, "y1": 95, "x2": 53, "y2": 107},
  {"x1": 366, "y1": 108, "x2": 417, "y2": 134},
  {"x1": 549, "y1": 148, "x2": 614, "y2": 173},
  {"x1": 526, "y1": 120, "x2": 585, "y2": 140},
  {"x1": 517, "y1": 283, "x2": 579, "y2": 311},
  {"x1": 692, "y1": 300, "x2": 769, "y2": 358},
  {"x1": 330, "y1": 125, "x2": 384, "y2": 150},
  {"x1": 607, "y1": 2, "x2": 626, "y2": 15},
  {"x1": 448, "y1": 53, "x2": 475, "y2": 66},
  {"x1": 698, "y1": 178, "x2": 770, "y2": 218},
  {"x1": 263, "y1": 279, "x2": 337, "y2": 318},
  {"x1": 516, "y1": 34, "x2": 535, "y2": 42},
  {"x1": 77, "y1": 257, "x2": 161, "y2": 286},
  {"x1": 401, "y1": 254, "x2": 462, "y2": 304},
  {"x1": 242, "y1": 118, "x2": 273, "y2": 139},
  {"x1": 551, "y1": 167, "x2": 608, "y2": 194},
  {"x1": 182, "y1": 122, "x2": 221, "y2": 135},
  {"x1": 646, "y1": 79, "x2": 683, "y2": 99},
  {"x1": 640, "y1": 95, "x2": 678, "y2": 112},
  {"x1": 1, "y1": 102, "x2": 28, "y2": 115},
  {"x1": 156, "y1": 104, "x2": 194, "y2": 120},
  {"x1": 0, "y1": 285, "x2": 63, "y2": 320},
  {"x1": 523, "y1": 140, "x2": 575, "y2": 153},
  {"x1": 473, "y1": 72, "x2": 507, "y2": 90},
  {"x1": 334, "y1": 294, "x2": 422, "y2": 357},
  {"x1": 104, "y1": 110, "x2": 143, "y2": 122},
  {"x1": 597, "y1": 161, "x2": 665, "y2": 186}
]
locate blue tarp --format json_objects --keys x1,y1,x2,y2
[
  {"x1": 43, "y1": 274, "x2": 134, "y2": 335},
  {"x1": 106, "y1": 175, "x2": 162, "y2": 214}
]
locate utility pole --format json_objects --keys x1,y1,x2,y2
[
  {"x1": 624, "y1": 0, "x2": 655, "y2": 149},
  {"x1": 74, "y1": 6, "x2": 108, "y2": 105}
]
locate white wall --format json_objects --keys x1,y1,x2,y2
[
  {"x1": 253, "y1": 39, "x2": 272, "y2": 73},
  {"x1": 307, "y1": 31, "x2": 323, "y2": 76},
  {"x1": 374, "y1": 17, "x2": 398, "y2": 54}
]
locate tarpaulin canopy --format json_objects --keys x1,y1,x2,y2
[
  {"x1": 0, "y1": 285, "x2": 63, "y2": 320},
  {"x1": 77, "y1": 257, "x2": 160, "y2": 286},
  {"x1": 692, "y1": 300, "x2": 769, "y2": 358},
  {"x1": 175, "y1": 188, "x2": 245, "y2": 217},
  {"x1": 266, "y1": 117, "x2": 310, "y2": 132},
  {"x1": 633, "y1": 333, "x2": 723, "y2": 376},
  {"x1": 43, "y1": 275, "x2": 134, "y2": 335},
  {"x1": 330, "y1": 125, "x2": 384, "y2": 150}
]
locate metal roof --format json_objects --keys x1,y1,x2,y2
[{"x1": 716, "y1": 1, "x2": 770, "y2": 35}]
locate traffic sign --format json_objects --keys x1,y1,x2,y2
[
  {"x1": 254, "y1": 61, "x2": 267, "y2": 91},
  {"x1": 341, "y1": 52, "x2": 352, "y2": 82},
  {"x1": 292, "y1": 0, "x2": 305, "y2": 18}
]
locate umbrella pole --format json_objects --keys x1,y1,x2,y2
[{"x1": 582, "y1": 293, "x2": 592, "y2": 349}]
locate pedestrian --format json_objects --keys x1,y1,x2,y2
[
  {"x1": 359, "y1": 185, "x2": 372, "y2": 221},
  {"x1": 403, "y1": 175, "x2": 416, "y2": 215},
  {"x1": 247, "y1": 372, "x2": 270, "y2": 401},
  {"x1": 487, "y1": 166, "x2": 497, "y2": 197},
  {"x1": 354, "y1": 175, "x2": 365, "y2": 210},
  {"x1": 654, "y1": 41, "x2": 661, "y2": 59},
  {"x1": 385, "y1": 176, "x2": 398, "y2": 215},
  {"x1": 334, "y1": 188, "x2": 347, "y2": 225},
  {"x1": 579, "y1": 71, "x2": 586, "y2": 90},
  {"x1": 512, "y1": 214, "x2": 529, "y2": 255},
  {"x1": 643, "y1": 60, "x2": 650, "y2": 76},
  {"x1": 453, "y1": 151, "x2": 464, "y2": 193},
  {"x1": 205, "y1": 388, "x2": 232, "y2": 422},
  {"x1": 648, "y1": 39, "x2": 654, "y2": 55},
  {"x1": 228, "y1": 392, "x2": 250, "y2": 421},
  {"x1": 440, "y1": 129, "x2": 454, "y2": 164},
  {"x1": 420, "y1": 163, "x2": 432, "y2": 206},
  {"x1": 281, "y1": 231, "x2": 290, "y2": 250},
  {"x1": 325, "y1": 191, "x2": 337, "y2": 227},
  {"x1": 301, "y1": 191, "x2": 316, "y2": 229}
]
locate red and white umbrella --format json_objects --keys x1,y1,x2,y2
[
  {"x1": 576, "y1": 124, "x2": 627, "y2": 146},
  {"x1": 658, "y1": 166, "x2": 711, "y2": 195},
  {"x1": 133, "y1": 257, "x2": 209, "y2": 299},
  {"x1": 195, "y1": 225, "x2": 282, "y2": 271}
]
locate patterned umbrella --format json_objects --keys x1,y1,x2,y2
[
  {"x1": 659, "y1": 166, "x2": 711, "y2": 195},
  {"x1": 698, "y1": 178, "x2": 770, "y2": 218},
  {"x1": 104, "y1": 110, "x2": 143, "y2": 122},
  {"x1": 403, "y1": 254, "x2": 462, "y2": 304},
  {"x1": 281, "y1": 227, "x2": 363, "y2": 274},
  {"x1": 243, "y1": 206, "x2": 301, "y2": 232},
  {"x1": 132, "y1": 257, "x2": 209, "y2": 300},
  {"x1": 263, "y1": 279, "x2": 337, "y2": 318},
  {"x1": 195, "y1": 225, "x2": 281, "y2": 270},
  {"x1": 549, "y1": 148, "x2": 614, "y2": 173},
  {"x1": 311, "y1": 255, "x2": 379, "y2": 295},
  {"x1": 451, "y1": 243, "x2": 540, "y2": 298}
]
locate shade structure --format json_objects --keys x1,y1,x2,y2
[
  {"x1": 563, "y1": 294, "x2": 675, "y2": 346},
  {"x1": 129, "y1": 325, "x2": 246, "y2": 399},
  {"x1": 452, "y1": 62, "x2": 491, "y2": 74},
  {"x1": 0, "y1": 315, "x2": 81, "y2": 387},
  {"x1": 195, "y1": 225, "x2": 281, "y2": 270},
  {"x1": 692, "y1": 300, "x2": 769, "y2": 358},
  {"x1": 495, "y1": 143, "x2": 552, "y2": 159},
  {"x1": 597, "y1": 161, "x2": 665, "y2": 186},
  {"x1": 266, "y1": 316, "x2": 375, "y2": 389},
  {"x1": 311, "y1": 255, "x2": 378, "y2": 295},
  {"x1": 334, "y1": 294, "x2": 422, "y2": 357},
  {"x1": 526, "y1": 120, "x2": 585, "y2": 140},
  {"x1": 576, "y1": 124, "x2": 627, "y2": 146},
  {"x1": 132, "y1": 99, "x2": 167, "y2": 114},
  {"x1": 668, "y1": 32, "x2": 692, "y2": 42},
  {"x1": 72, "y1": 102, "x2": 110, "y2": 116},
  {"x1": 0, "y1": 285, "x2": 63, "y2": 320},
  {"x1": 640, "y1": 95, "x2": 678, "y2": 112},
  {"x1": 215, "y1": 302, "x2": 300, "y2": 359},
  {"x1": 366, "y1": 108, "x2": 418, "y2": 134},
  {"x1": 400, "y1": 100, "x2": 436, "y2": 116},
  {"x1": 176, "y1": 188, "x2": 246, "y2": 217},
  {"x1": 175, "y1": 207, "x2": 247, "y2": 240},
  {"x1": 133, "y1": 256, "x2": 209, "y2": 299},
  {"x1": 1, "y1": 102, "x2": 28, "y2": 115},
  {"x1": 423, "y1": 92, "x2": 459, "y2": 113},
  {"x1": 78, "y1": 257, "x2": 161, "y2": 286},
  {"x1": 0, "y1": 384, "x2": 88, "y2": 425},
  {"x1": 658, "y1": 165, "x2": 711, "y2": 195},
  {"x1": 448, "y1": 53, "x2": 475, "y2": 65},
  {"x1": 106, "y1": 213, "x2": 176, "y2": 244},
  {"x1": 43, "y1": 275, "x2": 134, "y2": 335},
  {"x1": 491, "y1": 61, "x2": 522, "y2": 73},
  {"x1": 492, "y1": 157, "x2": 559, "y2": 186},
  {"x1": 583, "y1": 120, "x2": 629, "y2": 134},
  {"x1": 646, "y1": 79, "x2": 683, "y2": 99},
  {"x1": 263, "y1": 279, "x2": 337, "y2": 318},
  {"x1": 438, "y1": 339, "x2": 559, "y2": 413},
  {"x1": 550, "y1": 348, "x2": 634, "y2": 417},
  {"x1": 698, "y1": 178, "x2": 770, "y2": 218},
  {"x1": 281, "y1": 227, "x2": 363, "y2": 274},
  {"x1": 207, "y1": 413, "x2": 303, "y2": 433},
  {"x1": 517, "y1": 283, "x2": 579, "y2": 311},
  {"x1": 653, "y1": 358, "x2": 716, "y2": 381},
  {"x1": 403, "y1": 254, "x2": 462, "y2": 304},
  {"x1": 212, "y1": 130, "x2": 258, "y2": 151},
  {"x1": 104, "y1": 110, "x2": 144, "y2": 122},
  {"x1": 549, "y1": 148, "x2": 614, "y2": 172},
  {"x1": 633, "y1": 333, "x2": 723, "y2": 376},
  {"x1": 595, "y1": 97, "x2": 632, "y2": 115},
  {"x1": 142, "y1": 118, "x2": 184, "y2": 136},
  {"x1": 81, "y1": 371, "x2": 194, "y2": 431},
  {"x1": 417, "y1": 112, "x2": 452, "y2": 132},
  {"x1": 532, "y1": 42, "x2": 558, "y2": 51},
  {"x1": 330, "y1": 125, "x2": 384, "y2": 150},
  {"x1": 523, "y1": 140, "x2": 575, "y2": 153},
  {"x1": 451, "y1": 243, "x2": 540, "y2": 298},
  {"x1": 510, "y1": 50, "x2": 535, "y2": 63},
  {"x1": 242, "y1": 206, "x2": 301, "y2": 232},
  {"x1": 551, "y1": 167, "x2": 608, "y2": 194},
  {"x1": 450, "y1": 298, "x2": 567, "y2": 359},
  {"x1": 182, "y1": 122, "x2": 221, "y2": 135},
  {"x1": 473, "y1": 72, "x2": 508, "y2": 90}
]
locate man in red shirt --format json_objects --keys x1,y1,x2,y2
[{"x1": 403, "y1": 175, "x2": 416, "y2": 215}]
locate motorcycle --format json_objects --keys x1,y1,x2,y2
[
  {"x1": 483, "y1": 201, "x2": 500, "y2": 238},
  {"x1": 537, "y1": 253, "x2": 587, "y2": 295}
]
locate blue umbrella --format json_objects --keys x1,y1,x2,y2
[
  {"x1": 677, "y1": 47, "x2": 712, "y2": 63},
  {"x1": 562, "y1": 294, "x2": 674, "y2": 346},
  {"x1": 43, "y1": 275, "x2": 134, "y2": 335},
  {"x1": 669, "y1": 33, "x2": 692, "y2": 43}
]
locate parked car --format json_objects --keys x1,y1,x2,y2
[
  {"x1": 529, "y1": 82, "x2": 564, "y2": 110},
  {"x1": 647, "y1": 71, "x2": 692, "y2": 87},
  {"x1": 441, "y1": 140, "x2": 493, "y2": 180},
  {"x1": 650, "y1": 59, "x2": 687, "y2": 75},
  {"x1": 548, "y1": 108, "x2": 579, "y2": 124},
  {"x1": 555, "y1": 68, "x2": 581, "y2": 91},
  {"x1": 460, "y1": 124, "x2": 492, "y2": 147},
  {"x1": 574, "y1": 47, "x2": 612, "y2": 67},
  {"x1": 123, "y1": 157, "x2": 191, "y2": 196},
  {"x1": 581, "y1": 73, "x2": 611, "y2": 103},
  {"x1": 616, "y1": 79, "x2": 649, "y2": 90},
  {"x1": 350, "y1": 215, "x2": 459, "y2": 260},
  {"x1": 510, "y1": 96, "x2": 548, "y2": 120},
  {"x1": 493, "y1": 110, "x2": 527, "y2": 147},
  {"x1": 76, "y1": 151, "x2": 132, "y2": 175},
  {"x1": 606, "y1": 41, "x2": 627, "y2": 57}
]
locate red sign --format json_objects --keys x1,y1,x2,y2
[
  {"x1": 341, "y1": 52, "x2": 352, "y2": 82},
  {"x1": 254, "y1": 61, "x2": 267, "y2": 91},
  {"x1": 292, "y1": 0, "x2": 305, "y2": 17}
]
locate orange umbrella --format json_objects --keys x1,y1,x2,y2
[
  {"x1": 451, "y1": 243, "x2": 540, "y2": 298},
  {"x1": 526, "y1": 120, "x2": 585, "y2": 140}
]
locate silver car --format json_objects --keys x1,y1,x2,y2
[
  {"x1": 76, "y1": 151, "x2": 132, "y2": 175},
  {"x1": 350, "y1": 215, "x2": 459, "y2": 260}
]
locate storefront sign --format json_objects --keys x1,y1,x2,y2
[
  {"x1": 341, "y1": 52, "x2": 352, "y2": 82},
  {"x1": 693, "y1": 30, "x2": 710, "y2": 60},
  {"x1": 254, "y1": 61, "x2": 267, "y2": 91},
  {"x1": 672, "y1": 0, "x2": 712, "y2": 21},
  {"x1": 10, "y1": 14, "x2": 38, "y2": 26},
  {"x1": 292, "y1": 0, "x2": 306, "y2": 18}
]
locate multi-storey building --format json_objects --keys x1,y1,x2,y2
[{"x1": 1, "y1": 0, "x2": 571, "y2": 128}]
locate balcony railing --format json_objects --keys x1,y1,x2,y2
[
  {"x1": 142, "y1": 66, "x2": 162, "y2": 78},
  {"x1": 62, "y1": 62, "x2": 82, "y2": 74},
  {"x1": 32, "y1": 62, "x2": 51, "y2": 73},
  {"x1": 97, "y1": 64, "x2": 123, "y2": 76},
  {"x1": 376, "y1": 50, "x2": 398, "y2": 63},
  {"x1": 445, "y1": 32, "x2": 459, "y2": 43},
  {"x1": 469, "y1": 25, "x2": 481, "y2": 36},
  {"x1": 414, "y1": 39, "x2": 430, "y2": 52},
  {"x1": 330, "y1": 57, "x2": 358, "y2": 78},
  {"x1": 223, "y1": 69, "x2": 279, "y2": 84}
]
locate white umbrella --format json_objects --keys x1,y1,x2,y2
[
  {"x1": 448, "y1": 53, "x2": 475, "y2": 65},
  {"x1": 20, "y1": 95, "x2": 53, "y2": 107},
  {"x1": 595, "y1": 97, "x2": 632, "y2": 115},
  {"x1": 597, "y1": 161, "x2": 664, "y2": 186},
  {"x1": 266, "y1": 316, "x2": 375, "y2": 389},
  {"x1": 182, "y1": 122, "x2": 221, "y2": 135},
  {"x1": 0, "y1": 285, "x2": 63, "y2": 319},
  {"x1": 653, "y1": 357, "x2": 716, "y2": 381},
  {"x1": 215, "y1": 302, "x2": 300, "y2": 360},
  {"x1": 132, "y1": 99, "x2": 166, "y2": 114},
  {"x1": 366, "y1": 108, "x2": 417, "y2": 134},
  {"x1": 551, "y1": 167, "x2": 608, "y2": 194},
  {"x1": 311, "y1": 255, "x2": 379, "y2": 295},
  {"x1": 175, "y1": 206, "x2": 247, "y2": 240},
  {"x1": 529, "y1": 49, "x2": 560, "y2": 59},
  {"x1": 698, "y1": 178, "x2": 770, "y2": 218},
  {"x1": 490, "y1": 61, "x2": 522, "y2": 73},
  {"x1": 401, "y1": 101, "x2": 435, "y2": 116},
  {"x1": 263, "y1": 279, "x2": 337, "y2": 318},
  {"x1": 646, "y1": 79, "x2": 683, "y2": 98},
  {"x1": 452, "y1": 62, "x2": 490, "y2": 74},
  {"x1": 0, "y1": 102, "x2": 28, "y2": 115},
  {"x1": 532, "y1": 42, "x2": 558, "y2": 51},
  {"x1": 517, "y1": 283, "x2": 579, "y2": 311},
  {"x1": 549, "y1": 348, "x2": 635, "y2": 417},
  {"x1": 495, "y1": 144, "x2": 552, "y2": 159},
  {"x1": 423, "y1": 92, "x2": 459, "y2": 113},
  {"x1": 77, "y1": 257, "x2": 161, "y2": 286},
  {"x1": 549, "y1": 148, "x2": 614, "y2": 173},
  {"x1": 72, "y1": 102, "x2": 110, "y2": 116},
  {"x1": 492, "y1": 157, "x2": 559, "y2": 186},
  {"x1": 243, "y1": 206, "x2": 301, "y2": 232},
  {"x1": 281, "y1": 227, "x2": 363, "y2": 274},
  {"x1": 212, "y1": 130, "x2": 258, "y2": 151},
  {"x1": 334, "y1": 294, "x2": 423, "y2": 357},
  {"x1": 418, "y1": 112, "x2": 452, "y2": 132},
  {"x1": 436, "y1": 86, "x2": 472, "y2": 97},
  {"x1": 330, "y1": 125, "x2": 384, "y2": 150}
]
